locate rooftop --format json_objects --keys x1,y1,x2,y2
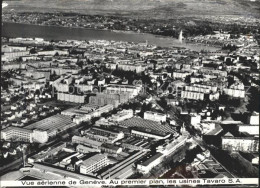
[
  {"x1": 132, "y1": 127, "x2": 170, "y2": 137},
  {"x1": 80, "y1": 154, "x2": 107, "y2": 168},
  {"x1": 205, "y1": 125, "x2": 223, "y2": 136},
  {"x1": 24, "y1": 114, "x2": 76, "y2": 133},
  {"x1": 101, "y1": 143, "x2": 121, "y2": 151},
  {"x1": 72, "y1": 136, "x2": 103, "y2": 147},
  {"x1": 139, "y1": 152, "x2": 163, "y2": 167},
  {"x1": 237, "y1": 124, "x2": 259, "y2": 127},
  {"x1": 120, "y1": 117, "x2": 175, "y2": 134},
  {"x1": 223, "y1": 132, "x2": 234, "y2": 137},
  {"x1": 2, "y1": 126, "x2": 33, "y2": 133},
  {"x1": 144, "y1": 111, "x2": 166, "y2": 116},
  {"x1": 222, "y1": 136, "x2": 259, "y2": 140},
  {"x1": 91, "y1": 126, "x2": 120, "y2": 134}
]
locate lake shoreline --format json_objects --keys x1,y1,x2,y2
[
  {"x1": 2, "y1": 22, "x2": 221, "y2": 52},
  {"x1": 2, "y1": 21, "x2": 173, "y2": 39}
]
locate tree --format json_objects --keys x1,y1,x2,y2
[
  {"x1": 247, "y1": 86, "x2": 260, "y2": 112},
  {"x1": 29, "y1": 48, "x2": 37, "y2": 54},
  {"x1": 184, "y1": 75, "x2": 191, "y2": 83},
  {"x1": 76, "y1": 61, "x2": 84, "y2": 69},
  {"x1": 227, "y1": 76, "x2": 235, "y2": 87},
  {"x1": 35, "y1": 89, "x2": 41, "y2": 96}
]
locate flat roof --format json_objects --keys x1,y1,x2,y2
[
  {"x1": 62, "y1": 107, "x2": 91, "y2": 115},
  {"x1": 91, "y1": 126, "x2": 120, "y2": 134},
  {"x1": 222, "y1": 136, "x2": 259, "y2": 140},
  {"x1": 72, "y1": 136, "x2": 103, "y2": 147},
  {"x1": 140, "y1": 153, "x2": 163, "y2": 167},
  {"x1": 33, "y1": 163, "x2": 97, "y2": 180},
  {"x1": 145, "y1": 111, "x2": 166, "y2": 116},
  {"x1": 205, "y1": 126, "x2": 223, "y2": 136},
  {"x1": 81, "y1": 154, "x2": 107, "y2": 167},
  {"x1": 107, "y1": 84, "x2": 137, "y2": 89},
  {"x1": 101, "y1": 143, "x2": 121, "y2": 151},
  {"x1": 237, "y1": 124, "x2": 259, "y2": 127}
]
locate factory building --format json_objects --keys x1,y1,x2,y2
[
  {"x1": 1, "y1": 126, "x2": 33, "y2": 143},
  {"x1": 144, "y1": 111, "x2": 166, "y2": 122},
  {"x1": 222, "y1": 133, "x2": 259, "y2": 152},
  {"x1": 79, "y1": 154, "x2": 109, "y2": 175}
]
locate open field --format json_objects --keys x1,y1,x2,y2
[{"x1": 3, "y1": 0, "x2": 260, "y2": 19}]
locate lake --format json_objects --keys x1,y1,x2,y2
[{"x1": 2, "y1": 22, "x2": 220, "y2": 52}]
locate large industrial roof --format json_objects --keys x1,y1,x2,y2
[{"x1": 24, "y1": 114, "x2": 76, "y2": 132}]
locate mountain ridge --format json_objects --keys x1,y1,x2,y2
[{"x1": 3, "y1": 0, "x2": 260, "y2": 19}]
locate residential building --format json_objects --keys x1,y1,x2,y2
[
  {"x1": 117, "y1": 63, "x2": 146, "y2": 73},
  {"x1": 106, "y1": 84, "x2": 142, "y2": 98},
  {"x1": 57, "y1": 93, "x2": 85, "y2": 103},
  {"x1": 172, "y1": 71, "x2": 190, "y2": 80},
  {"x1": 223, "y1": 88, "x2": 245, "y2": 98},
  {"x1": 89, "y1": 93, "x2": 121, "y2": 107},
  {"x1": 181, "y1": 91, "x2": 205, "y2": 100}
]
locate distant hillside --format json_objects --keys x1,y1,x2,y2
[{"x1": 3, "y1": 0, "x2": 260, "y2": 19}]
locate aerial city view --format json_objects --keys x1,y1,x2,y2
[{"x1": 0, "y1": 0, "x2": 259, "y2": 187}]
